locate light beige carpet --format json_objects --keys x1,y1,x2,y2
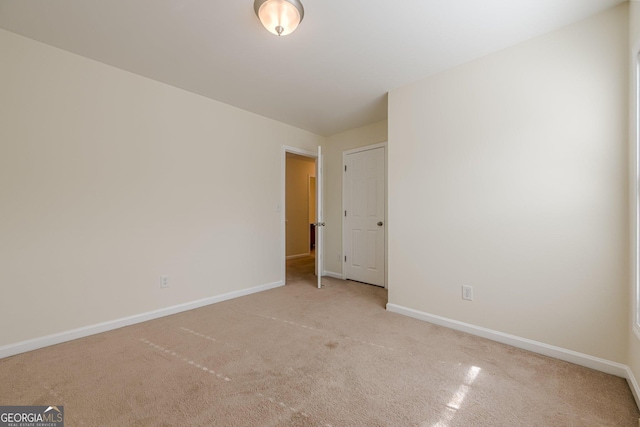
[{"x1": 0, "y1": 258, "x2": 638, "y2": 426}]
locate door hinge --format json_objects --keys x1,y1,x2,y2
[
  {"x1": 344, "y1": 210, "x2": 347, "y2": 217},
  {"x1": 344, "y1": 165, "x2": 347, "y2": 172},
  {"x1": 344, "y1": 255, "x2": 347, "y2": 262}
]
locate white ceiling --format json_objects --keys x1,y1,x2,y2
[{"x1": 0, "y1": 0, "x2": 625, "y2": 136}]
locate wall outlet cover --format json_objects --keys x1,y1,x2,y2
[
  {"x1": 160, "y1": 275, "x2": 169, "y2": 288},
  {"x1": 462, "y1": 285, "x2": 473, "y2": 301}
]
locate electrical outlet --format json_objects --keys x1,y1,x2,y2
[
  {"x1": 462, "y1": 285, "x2": 473, "y2": 301},
  {"x1": 160, "y1": 275, "x2": 169, "y2": 288}
]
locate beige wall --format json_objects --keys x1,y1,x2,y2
[
  {"x1": 323, "y1": 120, "x2": 388, "y2": 275},
  {"x1": 286, "y1": 154, "x2": 315, "y2": 257},
  {"x1": 309, "y1": 177, "x2": 316, "y2": 225},
  {"x1": 0, "y1": 29, "x2": 323, "y2": 347},
  {"x1": 629, "y1": 0, "x2": 640, "y2": 400},
  {"x1": 388, "y1": 5, "x2": 629, "y2": 362}
]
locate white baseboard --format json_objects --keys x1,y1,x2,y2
[
  {"x1": 633, "y1": 328, "x2": 640, "y2": 409},
  {"x1": 0, "y1": 281, "x2": 284, "y2": 360},
  {"x1": 323, "y1": 271, "x2": 343, "y2": 279},
  {"x1": 626, "y1": 365, "x2": 640, "y2": 410},
  {"x1": 386, "y1": 303, "x2": 629, "y2": 378},
  {"x1": 387, "y1": 303, "x2": 640, "y2": 410},
  {"x1": 286, "y1": 253, "x2": 310, "y2": 260}
]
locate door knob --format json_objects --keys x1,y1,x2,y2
[{"x1": 377, "y1": 221, "x2": 384, "y2": 226}]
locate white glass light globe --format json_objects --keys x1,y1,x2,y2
[{"x1": 258, "y1": 0, "x2": 302, "y2": 36}]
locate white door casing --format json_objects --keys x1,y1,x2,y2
[
  {"x1": 316, "y1": 145, "x2": 324, "y2": 289},
  {"x1": 343, "y1": 145, "x2": 386, "y2": 287}
]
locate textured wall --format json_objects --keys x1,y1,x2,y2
[
  {"x1": 0, "y1": 29, "x2": 323, "y2": 346},
  {"x1": 388, "y1": 5, "x2": 629, "y2": 362}
]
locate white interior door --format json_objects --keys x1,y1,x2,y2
[
  {"x1": 316, "y1": 146, "x2": 323, "y2": 289},
  {"x1": 344, "y1": 147, "x2": 385, "y2": 286}
]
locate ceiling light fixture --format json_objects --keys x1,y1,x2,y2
[{"x1": 254, "y1": 0, "x2": 304, "y2": 37}]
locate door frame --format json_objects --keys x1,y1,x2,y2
[
  {"x1": 341, "y1": 142, "x2": 388, "y2": 288},
  {"x1": 281, "y1": 145, "x2": 319, "y2": 284}
]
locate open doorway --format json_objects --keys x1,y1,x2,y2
[{"x1": 285, "y1": 152, "x2": 317, "y2": 285}]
